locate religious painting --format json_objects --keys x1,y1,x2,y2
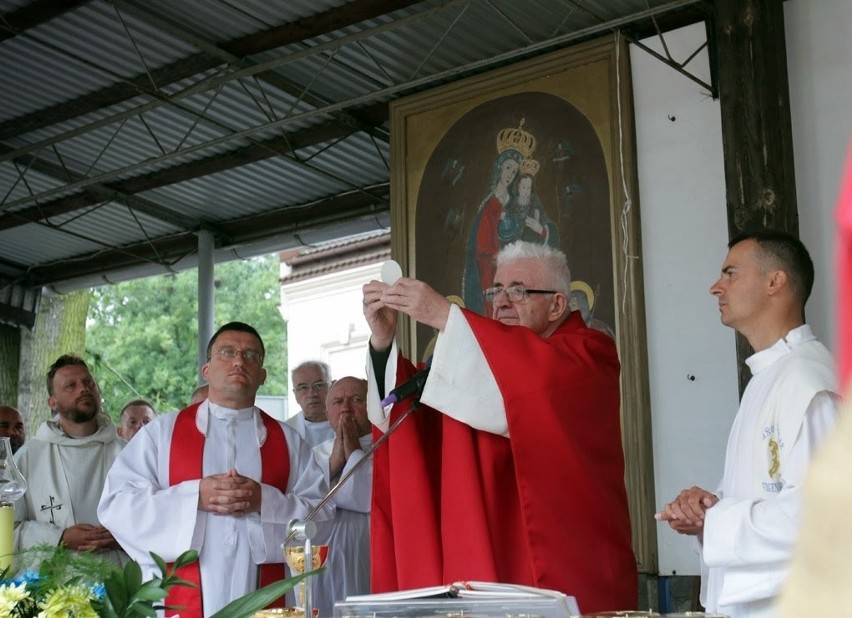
[{"x1": 389, "y1": 35, "x2": 656, "y2": 571}]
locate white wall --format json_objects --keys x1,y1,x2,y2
[
  {"x1": 786, "y1": 0, "x2": 852, "y2": 350},
  {"x1": 631, "y1": 23, "x2": 740, "y2": 575},
  {"x1": 280, "y1": 262, "x2": 381, "y2": 419},
  {"x1": 256, "y1": 395, "x2": 287, "y2": 421},
  {"x1": 633, "y1": 0, "x2": 851, "y2": 574}
]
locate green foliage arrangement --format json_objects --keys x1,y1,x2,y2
[
  {"x1": 86, "y1": 255, "x2": 287, "y2": 418},
  {"x1": 0, "y1": 545, "x2": 316, "y2": 618}
]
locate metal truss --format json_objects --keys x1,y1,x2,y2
[{"x1": 1, "y1": 0, "x2": 709, "y2": 213}]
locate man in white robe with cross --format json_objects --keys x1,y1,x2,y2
[{"x1": 13, "y1": 354, "x2": 126, "y2": 562}]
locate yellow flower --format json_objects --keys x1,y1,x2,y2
[
  {"x1": 0, "y1": 582, "x2": 32, "y2": 613},
  {"x1": 37, "y1": 584, "x2": 98, "y2": 618}
]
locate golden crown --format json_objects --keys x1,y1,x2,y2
[
  {"x1": 496, "y1": 118, "x2": 536, "y2": 159},
  {"x1": 519, "y1": 158, "x2": 540, "y2": 177}
]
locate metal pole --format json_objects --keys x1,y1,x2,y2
[{"x1": 197, "y1": 229, "x2": 215, "y2": 381}]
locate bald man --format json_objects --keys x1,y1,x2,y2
[
  {"x1": 310, "y1": 376, "x2": 372, "y2": 616},
  {"x1": 0, "y1": 405, "x2": 25, "y2": 453}
]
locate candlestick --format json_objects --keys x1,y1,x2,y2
[{"x1": 0, "y1": 436, "x2": 27, "y2": 573}]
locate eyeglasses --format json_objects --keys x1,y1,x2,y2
[
  {"x1": 213, "y1": 347, "x2": 264, "y2": 363},
  {"x1": 483, "y1": 285, "x2": 556, "y2": 303},
  {"x1": 295, "y1": 380, "x2": 330, "y2": 395}
]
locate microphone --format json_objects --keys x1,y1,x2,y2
[{"x1": 381, "y1": 360, "x2": 432, "y2": 407}]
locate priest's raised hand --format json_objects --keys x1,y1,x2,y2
[{"x1": 362, "y1": 277, "x2": 451, "y2": 351}]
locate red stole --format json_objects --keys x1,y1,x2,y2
[{"x1": 166, "y1": 403, "x2": 290, "y2": 618}]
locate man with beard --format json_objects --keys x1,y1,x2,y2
[{"x1": 13, "y1": 354, "x2": 126, "y2": 561}]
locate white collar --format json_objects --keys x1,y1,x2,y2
[
  {"x1": 195, "y1": 399, "x2": 268, "y2": 446},
  {"x1": 746, "y1": 324, "x2": 815, "y2": 375}
]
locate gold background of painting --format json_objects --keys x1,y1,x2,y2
[{"x1": 389, "y1": 34, "x2": 657, "y2": 572}]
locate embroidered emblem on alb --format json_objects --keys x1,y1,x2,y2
[{"x1": 762, "y1": 425, "x2": 786, "y2": 493}]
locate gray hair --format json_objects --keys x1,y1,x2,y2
[
  {"x1": 496, "y1": 241, "x2": 571, "y2": 295},
  {"x1": 291, "y1": 360, "x2": 331, "y2": 382}
]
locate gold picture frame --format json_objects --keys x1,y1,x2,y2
[{"x1": 389, "y1": 34, "x2": 656, "y2": 572}]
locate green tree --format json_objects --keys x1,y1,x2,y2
[
  {"x1": 19, "y1": 290, "x2": 89, "y2": 435},
  {"x1": 87, "y1": 255, "x2": 286, "y2": 420}
]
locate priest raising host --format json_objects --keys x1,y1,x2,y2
[{"x1": 362, "y1": 240, "x2": 637, "y2": 614}]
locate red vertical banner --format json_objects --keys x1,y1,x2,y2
[{"x1": 838, "y1": 146, "x2": 852, "y2": 393}]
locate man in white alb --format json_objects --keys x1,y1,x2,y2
[
  {"x1": 286, "y1": 360, "x2": 335, "y2": 446},
  {"x1": 656, "y1": 230, "x2": 841, "y2": 618},
  {"x1": 309, "y1": 376, "x2": 372, "y2": 616},
  {"x1": 99, "y1": 322, "x2": 332, "y2": 617},
  {"x1": 14, "y1": 354, "x2": 126, "y2": 562}
]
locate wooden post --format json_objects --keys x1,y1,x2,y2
[{"x1": 714, "y1": 0, "x2": 799, "y2": 393}]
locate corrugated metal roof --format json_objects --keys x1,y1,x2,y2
[{"x1": 0, "y1": 0, "x2": 708, "y2": 297}]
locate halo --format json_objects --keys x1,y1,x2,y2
[{"x1": 570, "y1": 280, "x2": 595, "y2": 311}]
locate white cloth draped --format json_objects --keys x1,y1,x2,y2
[{"x1": 367, "y1": 304, "x2": 506, "y2": 436}]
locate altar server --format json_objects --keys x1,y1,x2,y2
[
  {"x1": 656, "y1": 230, "x2": 840, "y2": 618},
  {"x1": 362, "y1": 241, "x2": 636, "y2": 614},
  {"x1": 99, "y1": 322, "x2": 332, "y2": 617}
]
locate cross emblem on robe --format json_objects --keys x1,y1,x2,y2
[{"x1": 40, "y1": 496, "x2": 63, "y2": 524}]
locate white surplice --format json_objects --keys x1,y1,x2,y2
[
  {"x1": 700, "y1": 325, "x2": 840, "y2": 618},
  {"x1": 98, "y1": 401, "x2": 333, "y2": 617},
  {"x1": 13, "y1": 413, "x2": 127, "y2": 563},
  {"x1": 308, "y1": 434, "x2": 372, "y2": 617},
  {"x1": 367, "y1": 304, "x2": 506, "y2": 435},
  {"x1": 286, "y1": 412, "x2": 336, "y2": 447}
]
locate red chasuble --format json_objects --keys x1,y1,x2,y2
[
  {"x1": 166, "y1": 403, "x2": 290, "y2": 617},
  {"x1": 371, "y1": 310, "x2": 637, "y2": 614}
]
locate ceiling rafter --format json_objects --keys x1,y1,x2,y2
[
  {"x1": 113, "y1": 0, "x2": 392, "y2": 140},
  {"x1": 25, "y1": 184, "x2": 390, "y2": 286},
  {"x1": 0, "y1": 0, "x2": 714, "y2": 290},
  {"x1": 0, "y1": 0, "x2": 421, "y2": 141},
  {"x1": 1, "y1": 0, "x2": 705, "y2": 215},
  {"x1": 0, "y1": 102, "x2": 388, "y2": 231},
  {"x1": 0, "y1": 0, "x2": 468, "y2": 165},
  {"x1": 0, "y1": 0, "x2": 91, "y2": 43}
]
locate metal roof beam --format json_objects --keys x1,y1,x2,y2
[
  {"x1": 115, "y1": 0, "x2": 393, "y2": 139},
  {"x1": 0, "y1": 144, "x2": 206, "y2": 230},
  {"x1": 25, "y1": 184, "x2": 390, "y2": 286},
  {"x1": 0, "y1": 0, "x2": 705, "y2": 211},
  {"x1": 0, "y1": 0, "x2": 91, "y2": 43},
  {"x1": 0, "y1": 0, "x2": 420, "y2": 140},
  {"x1": 0, "y1": 103, "x2": 387, "y2": 230}
]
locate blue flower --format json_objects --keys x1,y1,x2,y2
[
  {"x1": 90, "y1": 582, "x2": 106, "y2": 600},
  {"x1": 9, "y1": 570, "x2": 41, "y2": 586}
]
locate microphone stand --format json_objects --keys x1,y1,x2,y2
[
  {"x1": 285, "y1": 399, "x2": 420, "y2": 545},
  {"x1": 284, "y1": 398, "x2": 422, "y2": 614}
]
